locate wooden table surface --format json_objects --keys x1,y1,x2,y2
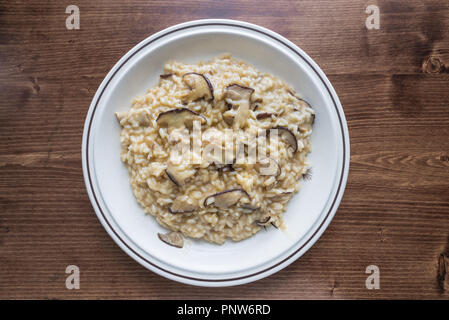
[{"x1": 1, "y1": 0, "x2": 449, "y2": 300}]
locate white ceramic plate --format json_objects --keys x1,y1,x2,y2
[{"x1": 82, "y1": 19, "x2": 350, "y2": 287}]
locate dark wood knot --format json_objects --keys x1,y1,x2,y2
[
  {"x1": 438, "y1": 253, "x2": 447, "y2": 291},
  {"x1": 422, "y1": 56, "x2": 445, "y2": 74}
]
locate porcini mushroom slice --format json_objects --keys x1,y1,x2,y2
[
  {"x1": 182, "y1": 72, "x2": 214, "y2": 101},
  {"x1": 225, "y1": 84, "x2": 254, "y2": 101},
  {"x1": 225, "y1": 84, "x2": 254, "y2": 129},
  {"x1": 255, "y1": 216, "x2": 271, "y2": 226},
  {"x1": 160, "y1": 73, "x2": 173, "y2": 79},
  {"x1": 268, "y1": 191, "x2": 293, "y2": 201},
  {"x1": 116, "y1": 111, "x2": 149, "y2": 126},
  {"x1": 217, "y1": 163, "x2": 234, "y2": 173},
  {"x1": 169, "y1": 198, "x2": 196, "y2": 214},
  {"x1": 256, "y1": 112, "x2": 276, "y2": 120},
  {"x1": 257, "y1": 157, "x2": 281, "y2": 176},
  {"x1": 165, "y1": 163, "x2": 195, "y2": 187},
  {"x1": 165, "y1": 169, "x2": 180, "y2": 187},
  {"x1": 222, "y1": 110, "x2": 234, "y2": 126},
  {"x1": 269, "y1": 126, "x2": 298, "y2": 153},
  {"x1": 115, "y1": 112, "x2": 126, "y2": 124},
  {"x1": 302, "y1": 167, "x2": 313, "y2": 181},
  {"x1": 239, "y1": 203, "x2": 260, "y2": 211},
  {"x1": 252, "y1": 98, "x2": 263, "y2": 111},
  {"x1": 137, "y1": 112, "x2": 150, "y2": 126},
  {"x1": 289, "y1": 90, "x2": 313, "y2": 109},
  {"x1": 158, "y1": 231, "x2": 184, "y2": 248},
  {"x1": 204, "y1": 188, "x2": 250, "y2": 209},
  {"x1": 156, "y1": 108, "x2": 206, "y2": 129},
  {"x1": 298, "y1": 98, "x2": 313, "y2": 109}
]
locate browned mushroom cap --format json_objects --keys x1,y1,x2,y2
[
  {"x1": 158, "y1": 231, "x2": 184, "y2": 248},
  {"x1": 256, "y1": 112, "x2": 276, "y2": 120},
  {"x1": 160, "y1": 73, "x2": 173, "y2": 79},
  {"x1": 225, "y1": 84, "x2": 254, "y2": 129},
  {"x1": 182, "y1": 72, "x2": 214, "y2": 101},
  {"x1": 269, "y1": 126, "x2": 298, "y2": 153},
  {"x1": 169, "y1": 197, "x2": 196, "y2": 214},
  {"x1": 204, "y1": 188, "x2": 250, "y2": 209},
  {"x1": 257, "y1": 157, "x2": 281, "y2": 176},
  {"x1": 156, "y1": 108, "x2": 206, "y2": 129},
  {"x1": 255, "y1": 216, "x2": 271, "y2": 226}
]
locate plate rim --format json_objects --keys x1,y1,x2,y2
[{"x1": 82, "y1": 18, "x2": 350, "y2": 287}]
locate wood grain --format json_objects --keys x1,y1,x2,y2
[{"x1": 0, "y1": 0, "x2": 449, "y2": 299}]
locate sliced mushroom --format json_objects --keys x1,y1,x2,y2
[
  {"x1": 226, "y1": 84, "x2": 254, "y2": 101},
  {"x1": 158, "y1": 231, "x2": 184, "y2": 248},
  {"x1": 302, "y1": 168, "x2": 313, "y2": 181},
  {"x1": 256, "y1": 112, "x2": 276, "y2": 120},
  {"x1": 255, "y1": 216, "x2": 271, "y2": 226},
  {"x1": 116, "y1": 111, "x2": 150, "y2": 126},
  {"x1": 297, "y1": 113, "x2": 315, "y2": 134},
  {"x1": 267, "y1": 191, "x2": 293, "y2": 201},
  {"x1": 225, "y1": 84, "x2": 254, "y2": 129},
  {"x1": 156, "y1": 108, "x2": 206, "y2": 129},
  {"x1": 204, "y1": 188, "x2": 250, "y2": 209},
  {"x1": 222, "y1": 110, "x2": 234, "y2": 126},
  {"x1": 137, "y1": 112, "x2": 150, "y2": 126},
  {"x1": 298, "y1": 98, "x2": 313, "y2": 109},
  {"x1": 217, "y1": 164, "x2": 234, "y2": 173},
  {"x1": 160, "y1": 73, "x2": 173, "y2": 79},
  {"x1": 182, "y1": 72, "x2": 214, "y2": 102},
  {"x1": 257, "y1": 157, "x2": 281, "y2": 176},
  {"x1": 252, "y1": 98, "x2": 263, "y2": 111},
  {"x1": 269, "y1": 126, "x2": 298, "y2": 153},
  {"x1": 115, "y1": 112, "x2": 126, "y2": 124},
  {"x1": 165, "y1": 169, "x2": 180, "y2": 187},
  {"x1": 239, "y1": 203, "x2": 260, "y2": 211},
  {"x1": 234, "y1": 107, "x2": 248, "y2": 129},
  {"x1": 288, "y1": 90, "x2": 313, "y2": 109},
  {"x1": 169, "y1": 197, "x2": 196, "y2": 214},
  {"x1": 165, "y1": 162, "x2": 195, "y2": 187}
]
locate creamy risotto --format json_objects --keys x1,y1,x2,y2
[{"x1": 115, "y1": 54, "x2": 314, "y2": 245}]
